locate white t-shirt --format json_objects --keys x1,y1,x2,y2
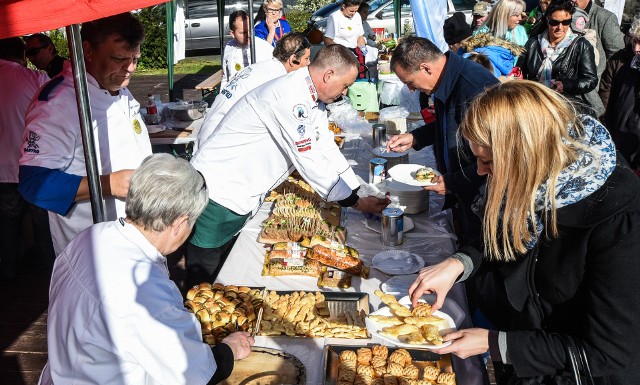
[
  {"x1": 0, "y1": 60, "x2": 49, "y2": 183},
  {"x1": 195, "y1": 58, "x2": 287, "y2": 151},
  {"x1": 324, "y1": 10, "x2": 364, "y2": 48},
  {"x1": 19, "y1": 63, "x2": 152, "y2": 255},
  {"x1": 220, "y1": 38, "x2": 274, "y2": 89},
  {"x1": 191, "y1": 67, "x2": 357, "y2": 215},
  {"x1": 39, "y1": 220, "x2": 215, "y2": 385}
]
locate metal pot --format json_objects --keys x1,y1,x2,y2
[{"x1": 168, "y1": 101, "x2": 207, "y2": 121}]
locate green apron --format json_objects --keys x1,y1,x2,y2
[{"x1": 189, "y1": 199, "x2": 250, "y2": 248}]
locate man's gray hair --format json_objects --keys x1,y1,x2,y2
[
  {"x1": 311, "y1": 44, "x2": 359, "y2": 73},
  {"x1": 390, "y1": 36, "x2": 444, "y2": 73},
  {"x1": 125, "y1": 154, "x2": 208, "y2": 232},
  {"x1": 630, "y1": 13, "x2": 640, "y2": 40}
]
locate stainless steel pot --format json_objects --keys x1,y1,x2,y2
[{"x1": 168, "y1": 101, "x2": 207, "y2": 121}]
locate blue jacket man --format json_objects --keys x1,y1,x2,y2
[{"x1": 386, "y1": 37, "x2": 499, "y2": 245}]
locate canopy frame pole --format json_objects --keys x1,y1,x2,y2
[
  {"x1": 166, "y1": 1, "x2": 175, "y2": 101},
  {"x1": 249, "y1": 0, "x2": 256, "y2": 64},
  {"x1": 218, "y1": 0, "x2": 225, "y2": 57},
  {"x1": 394, "y1": 0, "x2": 400, "y2": 37},
  {"x1": 66, "y1": 24, "x2": 105, "y2": 223}
]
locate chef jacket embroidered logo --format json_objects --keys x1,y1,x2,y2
[
  {"x1": 315, "y1": 128, "x2": 320, "y2": 141},
  {"x1": 24, "y1": 131, "x2": 41, "y2": 154},
  {"x1": 297, "y1": 124, "x2": 306, "y2": 138},
  {"x1": 133, "y1": 119, "x2": 142, "y2": 134},
  {"x1": 295, "y1": 138, "x2": 312, "y2": 152},
  {"x1": 293, "y1": 104, "x2": 309, "y2": 120},
  {"x1": 235, "y1": 63, "x2": 242, "y2": 71}
]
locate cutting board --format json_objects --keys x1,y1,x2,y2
[{"x1": 218, "y1": 347, "x2": 305, "y2": 385}]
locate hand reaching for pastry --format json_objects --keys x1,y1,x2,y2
[{"x1": 222, "y1": 331, "x2": 255, "y2": 360}]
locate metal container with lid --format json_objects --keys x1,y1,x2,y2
[
  {"x1": 369, "y1": 158, "x2": 387, "y2": 184},
  {"x1": 381, "y1": 208, "x2": 404, "y2": 246},
  {"x1": 372, "y1": 123, "x2": 387, "y2": 149}
]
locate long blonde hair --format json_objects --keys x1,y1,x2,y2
[
  {"x1": 460, "y1": 81, "x2": 584, "y2": 262},
  {"x1": 481, "y1": 0, "x2": 525, "y2": 39}
]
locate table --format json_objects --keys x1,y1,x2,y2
[
  {"x1": 148, "y1": 115, "x2": 204, "y2": 145},
  {"x1": 216, "y1": 131, "x2": 488, "y2": 385}
]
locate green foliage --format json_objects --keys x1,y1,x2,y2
[
  {"x1": 286, "y1": 9, "x2": 313, "y2": 32},
  {"x1": 288, "y1": 0, "x2": 334, "y2": 13},
  {"x1": 135, "y1": 5, "x2": 168, "y2": 70},
  {"x1": 48, "y1": 29, "x2": 70, "y2": 58}
]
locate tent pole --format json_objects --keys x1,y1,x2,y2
[
  {"x1": 394, "y1": 0, "x2": 400, "y2": 37},
  {"x1": 248, "y1": 0, "x2": 256, "y2": 64},
  {"x1": 218, "y1": 0, "x2": 225, "y2": 57},
  {"x1": 166, "y1": 1, "x2": 175, "y2": 101},
  {"x1": 66, "y1": 24, "x2": 105, "y2": 223}
]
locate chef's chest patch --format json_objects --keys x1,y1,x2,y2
[
  {"x1": 133, "y1": 119, "x2": 142, "y2": 134},
  {"x1": 293, "y1": 104, "x2": 309, "y2": 121},
  {"x1": 295, "y1": 125, "x2": 312, "y2": 152}
]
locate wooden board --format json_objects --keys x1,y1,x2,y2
[{"x1": 218, "y1": 347, "x2": 305, "y2": 385}]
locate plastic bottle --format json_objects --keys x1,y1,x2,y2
[{"x1": 146, "y1": 94, "x2": 160, "y2": 124}]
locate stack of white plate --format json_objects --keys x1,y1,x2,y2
[
  {"x1": 375, "y1": 179, "x2": 429, "y2": 214},
  {"x1": 371, "y1": 147, "x2": 409, "y2": 171}
]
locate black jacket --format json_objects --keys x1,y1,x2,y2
[
  {"x1": 412, "y1": 52, "x2": 498, "y2": 243},
  {"x1": 517, "y1": 35, "x2": 603, "y2": 116},
  {"x1": 461, "y1": 160, "x2": 640, "y2": 384}
]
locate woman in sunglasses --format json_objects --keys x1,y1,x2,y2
[{"x1": 517, "y1": 0, "x2": 601, "y2": 116}]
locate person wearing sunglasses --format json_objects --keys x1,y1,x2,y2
[
  {"x1": 517, "y1": 0, "x2": 601, "y2": 116},
  {"x1": 254, "y1": 0, "x2": 292, "y2": 47},
  {"x1": 24, "y1": 33, "x2": 66, "y2": 78},
  {"x1": 195, "y1": 33, "x2": 311, "y2": 152}
]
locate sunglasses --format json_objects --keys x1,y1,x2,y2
[
  {"x1": 266, "y1": 7, "x2": 282, "y2": 13},
  {"x1": 196, "y1": 170, "x2": 207, "y2": 193},
  {"x1": 25, "y1": 44, "x2": 48, "y2": 57},
  {"x1": 548, "y1": 18, "x2": 572, "y2": 26}
]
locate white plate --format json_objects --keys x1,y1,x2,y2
[
  {"x1": 372, "y1": 250, "x2": 424, "y2": 275},
  {"x1": 388, "y1": 164, "x2": 441, "y2": 187},
  {"x1": 364, "y1": 216, "x2": 414, "y2": 234},
  {"x1": 365, "y1": 299, "x2": 456, "y2": 349}
]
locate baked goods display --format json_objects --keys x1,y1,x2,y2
[
  {"x1": 184, "y1": 283, "x2": 263, "y2": 345},
  {"x1": 367, "y1": 290, "x2": 451, "y2": 347},
  {"x1": 258, "y1": 291, "x2": 369, "y2": 338},
  {"x1": 335, "y1": 345, "x2": 456, "y2": 385},
  {"x1": 262, "y1": 242, "x2": 322, "y2": 278},
  {"x1": 260, "y1": 177, "x2": 345, "y2": 244},
  {"x1": 414, "y1": 167, "x2": 436, "y2": 183}
]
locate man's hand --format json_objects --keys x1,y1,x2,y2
[
  {"x1": 408, "y1": 257, "x2": 464, "y2": 309},
  {"x1": 436, "y1": 328, "x2": 490, "y2": 359},
  {"x1": 107, "y1": 169, "x2": 135, "y2": 199},
  {"x1": 423, "y1": 175, "x2": 446, "y2": 195},
  {"x1": 221, "y1": 332, "x2": 255, "y2": 360},
  {"x1": 353, "y1": 196, "x2": 390, "y2": 213},
  {"x1": 386, "y1": 133, "x2": 416, "y2": 153}
]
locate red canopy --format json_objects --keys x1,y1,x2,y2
[{"x1": 0, "y1": 0, "x2": 168, "y2": 39}]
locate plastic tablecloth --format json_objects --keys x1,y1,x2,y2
[{"x1": 216, "y1": 131, "x2": 488, "y2": 385}]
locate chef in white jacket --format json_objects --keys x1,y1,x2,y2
[
  {"x1": 195, "y1": 32, "x2": 312, "y2": 150},
  {"x1": 188, "y1": 44, "x2": 389, "y2": 286},
  {"x1": 220, "y1": 10, "x2": 275, "y2": 90}
]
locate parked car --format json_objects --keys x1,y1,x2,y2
[
  {"x1": 184, "y1": 0, "x2": 249, "y2": 51},
  {"x1": 308, "y1": 0, "x2": 475, "y2": 36}
]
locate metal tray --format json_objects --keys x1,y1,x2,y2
[
  {"x1": 257, "y1": 290, "x2": 370, "y2": 338},
  {"x1": 323, "y1": 344, "x2": 455, "y2": 385}
]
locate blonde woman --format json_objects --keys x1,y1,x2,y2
[
  {"x1": 474, "y1": 0, "x2": 528, "y2": 46},
  {"x1": 409, "y1": 81, "x2": 640, "y2": 384},
  {"x1": 254, "y1": 0, "x2": 291, "y2": 47}
]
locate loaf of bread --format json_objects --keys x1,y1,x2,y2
[{"x1": 307, "y1": 245, "x2": 368, "y2": 277}]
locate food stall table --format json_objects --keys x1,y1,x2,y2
[
  {"x1": 216, "y1": 133, "x2": 488, "y2": 385},
  {"x1": 148, "y1": 115, "x2": 203, "y2": 146}
]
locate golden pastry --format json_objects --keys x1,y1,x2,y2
[
  {"x1": 387, "y1": 362, "x2": 404, "y2": 376},
  {"x1": 435, "y1": 372, "x2": 455, "y2": 385},
  {"x1": 399, "y1": 378, "x2": 417, "y2": 385},
  {"x1": 368, "y1": 315, "x2": 406, "y2": 325},
  {"x1": 383, "y1": 374, "x2": 399, "y2": 385},
  {"x1": 403, "y1": 315, "x2": 446, "y2": 328},
  {"x1": 340, "y1": 350, "x2": 358, "y2": 364},
  {"x1": 357, "y1": 348, "x2": 373, "y2": 366},
  {"x1": 373, "y1": 378, "x2": 385, "y2": 385},
  {"x1": 422, "y1": 365, "x2": 440, "y2": 381},
  {"x1": 371, "y1": 344, "x2": 389, "y2": 359},
  {"x1": 338, "y1": 363, "x2": 357, "y2": 382},
  {"x1": 417, "y1": 381, "x2": 435, "y2": 385},
  {"x1": 410, "y1": 303, "x2": 432, "y2": 317},
  {"x1": 395, "y1": 349, "x2": 412, "y2": 366},
  {"x1": 371, "y1": 356, "x2": 387, "y2": 368},
  {"x1": 373, "y1": 364, "x2": 387, "y2": 378},
  {"x1": 398, "y1": 331, "x2": 427, "y2": 345},
  {"x1": 403, "y1": 364, "x2": 419, "y2": 380},
  {"x1": 380, "y1": 324, "x2": 419, "y2": 339},
  {"x1": 422, "y1": 324, "x2": 444, "y2": 345},
  {"x1": 389, "y1": 304, "x2": 412, "y2": 317}
]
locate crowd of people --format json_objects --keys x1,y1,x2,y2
[{"x1": 0, "y1": 0, "x2": 639, "y2": 383}]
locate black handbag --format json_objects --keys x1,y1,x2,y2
[{"x1": 496, "y1": 335, "x2": 596, "y2": 385}]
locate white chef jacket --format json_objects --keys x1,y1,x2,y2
[
  {"x1": 191, "y1": 67, "x2": 358, "y2": 215},
  {"x1": 19, "y1": 63, "x2": 152, "y2": 255},
  {"x1": 0, "y1": 60, "x2": 49, "y2": 183},
  {"x1": 220, "y1": 38, "x2": 274, "y2": 90},
  {"x1": 324, "y1": 10, "x2": 364, "y2": 48},
  {"x1": 195, "y1": 58, "x2": 287, "y2": 151},
  {"x1": 38, "y1": 219, "x2": 215, "y2": 385}
]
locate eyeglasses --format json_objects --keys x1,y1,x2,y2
[
  {"x1": 196, "y1": 170, "x2": 207, "y2": 193},
  {"x1": 266, "y1": 7, "x2": 282, "y2": 13},
  {"x1": 25, "y1": 44, "x2": 48, "y2": 57},
  {"x1": 548, "y1": 18, "x2": 572, "y2": 26},
  {"x1": 294, "y1": 37, "x2": 311, "y2": 56}
]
